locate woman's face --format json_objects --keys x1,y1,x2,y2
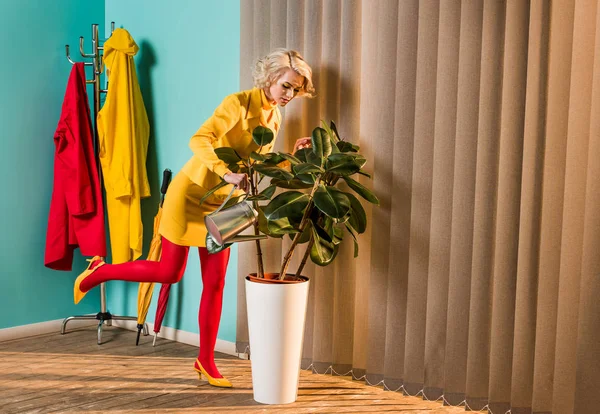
[{"x1": 265, "y1": 68, "x2": 305, "y2": 107}]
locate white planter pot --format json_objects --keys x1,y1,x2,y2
[{"x1": 245, "y1": 275, "x2": 310, "y2": 405}]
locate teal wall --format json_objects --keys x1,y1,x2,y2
[
  {"x1": 0, "y1": 1, "x2": 105, "y2": 329},
  {"x1": 104, "y1": 0, "x2": 241, "y2": 343}
]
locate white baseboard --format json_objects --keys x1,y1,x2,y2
[
  {"x1": 0, "y1": 318, "x2": 247, "y2": 360},
  {"x1": 111, "y1": 320, "x2": 247, "y2": 359},
  {"x1": 0, "y1": 318, "x2": 96, "y2": 342}
]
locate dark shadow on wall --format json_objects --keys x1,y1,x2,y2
[
  {"x1": 136, "y1": 40, "x2": 184, "y2": 332},
  {"x1": 137, "y1": 40, "x2": 159, "y2": 254}
]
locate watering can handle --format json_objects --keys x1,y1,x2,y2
[{"x1": 213, "y1": 185, "x2": 250, "y2": 215}]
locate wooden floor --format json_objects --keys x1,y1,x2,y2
[{"x1": 0, "y1": 326, "x2": 476, "y2": 413}]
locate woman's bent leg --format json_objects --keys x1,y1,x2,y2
[
  {"x1": 197, "y1": 247, "x2": 230, "y2": 379},
  {"x1": 80, "y1": 237, "x2": 190, "y2": 292}
]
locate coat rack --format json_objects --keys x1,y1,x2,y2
[{"x1": 61, "y1": 23, "x2": 149, "y2": 345}]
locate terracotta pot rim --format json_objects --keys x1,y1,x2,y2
[{"x1": 246, "y1": 273, "x2": 309, "y2": 284}]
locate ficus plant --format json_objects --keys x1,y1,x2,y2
[{"x1": 201, "y1": 121, "x2": 379, "y2": 280}]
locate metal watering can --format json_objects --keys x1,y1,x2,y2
[{"x1": 204, "y1": 186, "x2": 267, "y2": 247}]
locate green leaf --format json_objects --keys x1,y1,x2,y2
[
  {"x1": 293, "y1": 163, "x2": 325, "y2": 175},
  {"x1": 271, "y1": 178, "x2": 313, "y2": 189},
  {"x1": 296, "y1": 174, "x2": 316, "y2": 185},
  {"x1": 278, "y1": 152, "x2": 302, "y2": 165},
  {"x1": 288, "y1": 220, "x2": 312, "y2": 244},
  {"x1": 261, "y1": 153, "x2": 287, "y2": 165},
  {"x1": 310, "y1": 225, "x2": 339, "y2": 266},
  {"x1": 344, "y1": 223, "x2": 359, "y2": 258},
  {"x1": 358, "y1": 170, "x2": 372, "y2": 178},
  {"x1": 321, "y1": 120, "x2": 334, "y2": 141},
  {"x1": 199, "y1": 180, "x2": 229, "y2": 206},
  {"x1": 342, "y1": 176, "x2": 380, "y2": 205},
  {"x1": 313, "y1": 220, "x2": 333, "y2": 243},
  {"x1": 337, "y1": 141, "x2": 359, "y2": 153},
  {"x1": 322, "y1": 217, "x2": 344, "y2": 245},
  {"x1": 330, "y1": 121, "x2": 341, "y2": 142},
  {"x1": 294, "y1": 147, "x2": 322, "y2": 166},
  {"x1": 214, "y1": 147, "x2": 242, "y2": 165},
  {"x1": 257, "y1": 184, "x2": 276, "y2": 199},
  {"x1": 248, "y1": 184, "x2": 277, "y2": 201},
  {"x1": 250, "y1": 151, "x2": 266, "y2": 162},
  {"x1": 326, "y1": 153, "x2": 366, "y2": 176},
  {"x1": 311, "y1": 127, "x2": 332, "y2": 164},
  {"x1": 222, "y1": 196, "x2": 246, "y2": 210},
  {"x1": 258, "y1": 209, "x2": 278, "y2": 237},
  {"x1": 313, "y1": 185, "x2": 351, "y2": 219},
  {"x1": 332, "y1": 224, "x2": 344, "y2": 245},
  {"x1": 344, "y1": 192, "x2": 367, "y2": 233},
  {"x1": 320, "y1": 120, "x2": 340, "y2": 153},
  {"x1": 268, "y1": 217, "x2": 299, "y2": 235},
  {"x1": 257, "y1": 209, "x2": 297, "y2": 237},
  {"x1": 263, "y1": 191, "x2": 310, "y2": 221},
  {"x1": 294, "y1": 147, "x2": 308, "y2": 162},
  {"x1": 253, "y1": 164, "x2": 294, "y2": 181},
  {"x1": 252, "y1": 125, "x2": 275, "y2": 146}
]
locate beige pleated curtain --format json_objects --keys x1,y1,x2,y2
[{"x1": 236, "y1": 1, "x2": 600, "y2": 413}]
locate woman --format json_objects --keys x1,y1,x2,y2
[{"x1": 73, "y1": 48, "x2": 315, "y2": 388}]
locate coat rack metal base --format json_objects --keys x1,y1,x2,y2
[{"x1": 61, "y1": 282, "x2": 149, "y2": 345}]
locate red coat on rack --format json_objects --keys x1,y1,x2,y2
[{"x1": 45, "y1": 63, "x2": 106, "y2": 271}]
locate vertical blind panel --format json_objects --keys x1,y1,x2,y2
[
  {"x1": 423, "y1": 0, "x2": 461, "y2": 400},
  {"x1": 312, "y1": 0, "x2": 343, "y2": 370},
  {"x1": 269, "y1": 0, "x2": 286, "y2": 51},
  {"x1": 383, "y1": 0, "x2": 419, "y2": 387},
  {"x1": 575, "y1": 8, "x2": 600, "y2": 411},
  {"x1": 552, "y1": 1, "x2": 597, "y2": 413},
  {"x1": 253, "y1": 0, "x2": 271, "y2": 60},
  {"x1": 353, "y1": 0, "x2": 378, "y2": 376},
  {"x1": 335, "y1": 0, "x2": 361, "y2": 373},
  {"x1": 532, "y1": 0, "x2": 575, "y2": 411},
  {"x1": 465, "y1": 1, "x2": 505, "y2": 408},
  {"x1": 323, "y1": 0, "x2": 357, "y2": 372},
  {"x1": 403, "y1": 0, "x2": 440, "y2": 394},
  {"x1": 510, "y1": 0, "x2": 549, "y2": 410},
  {"x1": 444, "y1": 0, "x2": 483, "y2": 404},
  {"x1": 364, "y1": 0, "x2": 399, "y2": 384},
  {"x1": 487, "y1": 2, "x2": 529, "y2": 412},
  {"x1": 303, "y1": 0, "x2": 332, "y2": 370}
]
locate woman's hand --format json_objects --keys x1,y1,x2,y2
[
  {"x1": 293, "y1": 137, "x2": 312, "y2": 153},
  {"x1": 224, "y1": 172, "x2": 249, "y2": 192}
]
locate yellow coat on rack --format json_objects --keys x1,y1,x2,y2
[{"x1": 97, "y1": 28, "x2": 150, "y2": 264}]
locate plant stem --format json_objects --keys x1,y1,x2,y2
[
  {"x1": 278, "y1": 177, "x2": 321, "y2": 280},
  {"x1": 249, "y1": 168, "x2": 264, "y2": 278},
  {"x1": 295, "y1": 236, "x2": 314, "y2": 277}
]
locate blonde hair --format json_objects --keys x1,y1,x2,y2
[{"x1": 252, "y1": 48, "x2": 316, "y2": 97}]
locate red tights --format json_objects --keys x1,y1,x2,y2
[{"x1": 80, "y1": 237, "x2": 231, "y2": 379}]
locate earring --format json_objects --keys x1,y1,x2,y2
[{"x1": 266, "y1": 81, "x2": 270, "y2": 87}]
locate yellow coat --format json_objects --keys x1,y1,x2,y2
[
  {"x1": 97, "y1": 28, "x2": 150, "y2": 264},
  {"x1": 159, "y1": 88, "x2": 281, "y2": 246}
]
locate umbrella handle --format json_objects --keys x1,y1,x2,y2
[{"x1": 160, "y1": 169, "x2": 172, "y2": 206}]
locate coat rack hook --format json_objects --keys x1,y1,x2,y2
[
  {"x1": 111, "y1": 21, "x2": 115, "y2": 35},
  {"x1": 79, "y1": 36, "x2": 95, "y2": 58},
  {"x1": 65, "y1": 45, "x2": 76, "y2": 65},
  {"x1": 65, "y1": 44, "x2": 93, "y2": 66}
]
